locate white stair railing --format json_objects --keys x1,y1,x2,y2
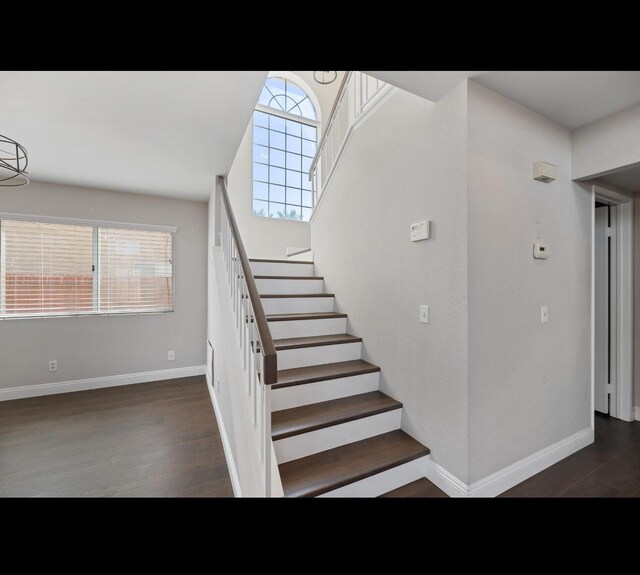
[
  {"x1": 309, "y1": 71, "x2": 392, "y2": 205},
  {"x1": 216, "y1": 175, "x2": 278, "y2": 497}
]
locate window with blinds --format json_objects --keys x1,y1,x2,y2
[{"x1": 0, "y1": 218, "x2": 174, "y2": 318}]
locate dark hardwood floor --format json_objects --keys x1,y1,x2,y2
[
  {"x1": 0, "y1": 376, "x2": 233, "y2": 497},
  {"x1": 3, "y1": 379, "x2": 636, "y2": 499},
  {"x1": 384, "y1": 413, "x2": 640, "y2": 498},
  {"x1": 502, "y1": 413, "x2": 640, "y2": 497},
  {"x1": 381, "y1": 478, "x2": 447, "y2": 497}
]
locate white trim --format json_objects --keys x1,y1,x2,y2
[
  {"x1": 267, "y1": 70, "x2": 323, "y2": 125},
  {"x1": 424, "y1": 459, "x2": 469, "y2": 497},
  {"x1": 205, "y1": 371, "x2": 242, "y2": 497},
  {"x1": 0, "y1": 211, "x2": 177, "y2": 233},
  {"x1": 593, "y1": 185, "x2": 634, "y2": 422},
  {"x1": 286, "y1": 247, "x2": 312, "y2": 257},
  {"x1": 254, "y1": 103, "x2": 318, "y2": 128},
  {"x1": 424, "y1": 427, "x2": 594, "y2": 497},
  {"x1": 0, "y1": 365, "x2": 205, "y2": 402},
  {"x1": 593, "y1": 185, "x2": 633, "y2": 206},
  {"x1": 591, "y1": 186, "x2": 595, "y2": 431},
  {"x1": 635, "y1": 406, "x2": 640, "y2": 421},
  {"x1": 614, "y1": 201, "x2": 634, "y2": 421},
  {"x1": 309, "y1": 85, "x2": 398, "y2": 225}
]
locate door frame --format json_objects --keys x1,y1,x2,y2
[{"x1": 591, "y1": 184, "x2": 634, "y2": 424}]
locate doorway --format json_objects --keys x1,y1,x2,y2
[{"x1": 592, "y1": 185, "x2": 634, "y2": 422}]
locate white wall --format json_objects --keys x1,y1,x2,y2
[
  {"x1": 227, "y1": 71, "x2": 344, "y2": 260},
  {"x1": 310, "y1": 85, "x2": 471, "y2": 482},
  {"x1": 0, "y1": 181, "x2": 208, "y2": 389},
  {"x1": 573, "y1": 102, "x2": 640, "y2": 180},
  {"x1": 466, "y1": 81, "x2": 592, "y2": 482}
]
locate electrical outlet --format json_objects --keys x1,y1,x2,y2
[
  {"x1": 49, "y1": 360, "x2": 57, "y2": 372},
  {"x1": 168, "y1": 350, "x2": 175, "y2": 361}
]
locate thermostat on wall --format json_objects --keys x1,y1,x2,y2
[
  {"x1": 410, "y1": 220, "x2": 430, "y2": 242},
  {"x1": 533, "y1": 241, "x2": 550, "y2": 259}
]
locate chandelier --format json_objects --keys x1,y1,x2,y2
[
  {"x1": 313, "y1": 71, "x2": 338, "y2": 85},
  {"x1": 0, "y1": 134, "x2": 29, "y2": 186}
]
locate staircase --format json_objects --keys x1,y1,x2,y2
[{"x1": 250, "y1": 257, "x2": 431, "y2": 497}]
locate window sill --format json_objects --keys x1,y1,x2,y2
[
  {"x1": 252, "y1": 214, "x2": 311, "y2": 224},
  {"x1": 0, "y1": 310, "x2": 174, "y2": 321}
]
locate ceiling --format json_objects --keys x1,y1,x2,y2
[
  {"x1": 366, "y1": 71, "x2": 640, "y2": 129},
  {"x1": 0, "y1": 71, "x2": 267, "y2": 201},
  {"x1": 4, "y1": 71, "x2": 640, "y2": 202}
]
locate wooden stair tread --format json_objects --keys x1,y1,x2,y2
[
  {"x1": 274, "y1": 359, "x2": 380, "y2": 389},
  {"x1": 379, "y1": 478, "x2": 448, "y2": 498},
  {"x1": 272, "y1": 391, "x2": 401, "y2": 440},
  {"x1": 274, "y1": 333, "x2": 361, "y2": 350},
  {"x1": 254, "y1": 275, "x2": 323, "y2": 280},
  {"x1": 279, "y1": 430, "x2": 430, "y2": 497},
  {"x1": 267, "y1": 312, "x2": 347, "y2": 322},
  {"x1": 260, "y1": 293, "x2": 334, "y2": 298},
  {"x1": 249, "y1": 258, "x2": 313, "y2": 264}
]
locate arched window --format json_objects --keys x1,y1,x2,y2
[{"x1": 252, "y1": 77, "x2": 317, "y2": 221}]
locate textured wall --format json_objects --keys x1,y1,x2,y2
[
  {"x1": 0, "y1": 181, "x2": 207, "y2": 389},
  {"x1": 310, "y1": 85, "x2": 471, "y2": 482},
  {"x1": 573, "y1": 101, "x2": 640, "y2": 180},
  {"x1": 467, "y1": 81, "x2": 592, "y2": 482},
  {"x1": 227, "y1": 71, "x2": 345, "y2": 260}
]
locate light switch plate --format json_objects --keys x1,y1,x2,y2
[
  {"x1": 410, "y1": 221, "x2": 430, "y2": 242},
  {"x1": 419, "y1": 305, "x2": 430, "y2": 324},
  {"x1": 541, "y1": 305, "x2": 548, "y2": 324}
]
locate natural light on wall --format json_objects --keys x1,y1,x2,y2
[{"x1": 252, "y1": 77, "x2": 317, "y2": 222}]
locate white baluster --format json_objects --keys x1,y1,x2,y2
[{"x1": 263, "y1": 383, "x2": 272, "y2": 497}]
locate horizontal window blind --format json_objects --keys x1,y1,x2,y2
[
  {"x1": 0, "y1": 218, "x2": 174, "y2": 318},
  {"x1": 98, "y1": 227, "x2": 173, "y2": 313},
  {"x1": 0, "y1": 220, "x2": 94, "y2": 316}
]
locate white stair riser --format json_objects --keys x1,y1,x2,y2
[
  {"x1": 318, "y1": 456, "x2": 430, "y2": 498},
  {"x1": 255, "y1": 278, "x2": 324, "y2": 295},
  {"x1": 277, "y1": 342, "x2": 362, "y2": 370},
  {"x1": 274, "y1": 409, "x2": 401, "y2": 464},
  {"x1": 250, "y1": 262, "x2": 315, "y2": 277},
  {"x1": 262, "y1": 297, "x2": 334, "y2": 315},
  {"x1": 271, "y1": 372, "x2": 380, "y2": 411},
  {"x1": 268, "y1": 317, "x2": 347, "y2": 339}
]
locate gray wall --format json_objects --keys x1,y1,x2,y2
[
  {"x1": 466, "y1": 81, "x2": 592, "y2": 482},
  {"x1": 310, "y1": 85, "x2": 471, "y2": 482},
  {"x1": 573, "y1": 102, "x2": 640, "y2": 180},
  {"x1": 0, "y1": 181, "x2": 208, "y2": 389},
  {"x1": 227, "y1": 71, "x2": 344, "y2": 260}
]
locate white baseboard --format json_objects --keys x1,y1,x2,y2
[
  {"x1": 635, "y1": 406, "x2": 640, "y2": 421},
  {"x1": 0, "y1": 365, "x2": 206, "y2": 402},
  {"x1": 425, "y1": 427, "x2": 594, "y2": 498},
  {"x1": 424, "y1": 459, "x2": 469, "y2": 497},
  {"x1": 206, "y1": 372, "x2": 242, "y2": 497}
]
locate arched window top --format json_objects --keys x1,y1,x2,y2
[{"x1": 258, "y1": 77, "x2": 317, "y2": 121}]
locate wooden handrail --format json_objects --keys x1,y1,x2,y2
[
  {"x1": 308, "y1": 71, "x2": 352, "y2": 180},
  {"x1": 217, "y1": 176, "x2": 277, "y2": 384}
]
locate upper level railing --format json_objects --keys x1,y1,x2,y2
[
  {"x1": 308, "y1": 71, "x2": 392, "y2": 206},
  {"x1": 217, "y1": 175, "x2": 277, "y2": 496}
]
